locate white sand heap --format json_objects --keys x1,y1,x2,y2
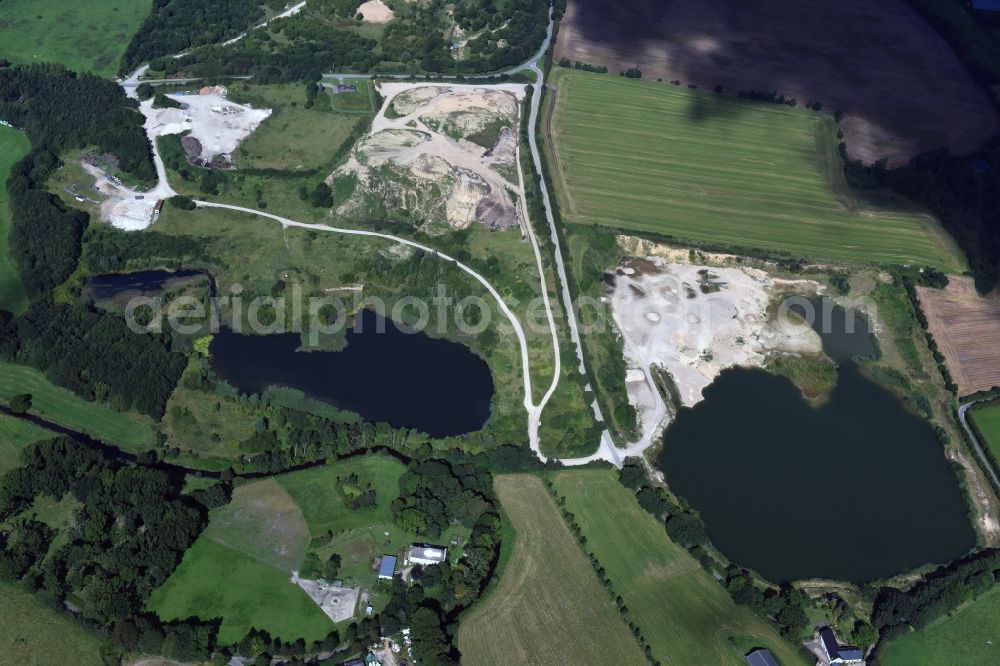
[{"x1": 358, "y1": 0, "x2": 394, "y2": 22}]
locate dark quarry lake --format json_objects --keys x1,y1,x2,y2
[
  {"x1": 209, "y1": 309, "x2": 495, "y2": 438},
  {"x1": 658, "y1": 299, "x2": 975, "y2": 582}
]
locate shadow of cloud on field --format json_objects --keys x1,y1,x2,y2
[{"x1": 559, "y1": 0, "x2": 1000, "y2": 163}]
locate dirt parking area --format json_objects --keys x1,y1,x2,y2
[
  {"x1": 554, "y1": 0, "x2": 1000, "y2": 164},
  {"x1": 917, "y1": 276, "x2": 1000, "y2": 396}
]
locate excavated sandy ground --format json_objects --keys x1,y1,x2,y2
[
  {"x1": 330, "y1": 83, "x2": 526, "y2": 232},
  {"x1": 86, "y1": 93, "x2": 270, "y2": 230},
  {"x1": 608, "y1": 256, "x2": 823, "y2": 434},
  {"x1": 358, "y1": 0, "x2": 394, "y2": 22},
  {"x1": 148, "y1": 93, "x2": 271, "y2": 162}
]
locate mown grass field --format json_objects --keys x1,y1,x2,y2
[
  {"x1": 971, "y1": 402, "x2": 1000, "y2": 464},
  {"x1": 551, "y1": 469, "x2": 810, "y2": 666},
  {"x1": 0, "y1": 413, "x2": 48, "y2": 473},
  {"x1": 202, "y1": 479, "x2": 311, "y2": 571},
  {"x1": 0, "y1": 361, "x2": 154, "y2": 451},
  {"x1": 457, "y1": 474, "x2": 647, "y2": 665},
  {"x1": 878, "y1": 587, "x2": 1000, "y2": 666},
  {"x1": 0, "y1": 0, "x2": 150, "y2": 77},
  {"x1": 546, "y1": 69, "x2": 965, "y2": 270},
  {"x1": 0, "y1": 126, "x2": 31, "y2": 314},
  {"x1": 0, "y1": 580, "x2": 103, "y2": 666},
  {"x1": 148, "y1": 537, "x2": 334, "y2": 646}
]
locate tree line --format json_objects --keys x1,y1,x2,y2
[
  {"x1": 843, "y1": 137, "x2": 1000, "y2": 293},
  {"x1": 616, "y1": 460, "x2": 809, "y2": 642}
]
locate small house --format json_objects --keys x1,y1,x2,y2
[
  {"x1": 378, "y1": 555, "x2": 397, "y2": 579},
  {"x1": 818, "y1": 626, "x2": 864, "y2": 664},
  {"x1": 745, "y1": 649, "x2": 780, "y2": 666},
  {"x1": 406, "y1": 544, "x2": 448, "y2": 566}
]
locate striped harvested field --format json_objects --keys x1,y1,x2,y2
[
  {"x1": 546, "y1": 69, "x2": 965, "y2": 270},
  {"x1": 457, "y1": 474, "x2": 646, "y2": 665},
  {"x1": 916, "y1": 276, "x2": 1000, "y2": 396}
]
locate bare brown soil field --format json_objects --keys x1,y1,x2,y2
[
  {"x1": 554, "y1": 0, "x2": 1000, "y2": 165},
  {"x1": 917, "y1": 276, "x2": 1000, "y2": 396}
]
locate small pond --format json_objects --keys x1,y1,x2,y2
[
  {"x1": 86, "y1": 269, "x2": 208, "y2": 300},
  {"x1": 658, "y1": 298, "x2": 975, "y2": 582},
  {"x1": 209, "y1": 309, "x2": 495, "y2": 438}
]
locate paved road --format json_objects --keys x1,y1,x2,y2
[{"x1": 959, "y1": 401, "x2": 1000, "y2": 490}]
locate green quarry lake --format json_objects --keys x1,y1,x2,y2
[{"x1": 658, "y1": 299, "x2": 975, "y2": 582}]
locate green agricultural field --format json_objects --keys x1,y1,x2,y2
[
  {"x1": 0, "y1": 580, "x2": 103, "y2": 666},
  {"x1": 457, "y1": 474, "x2": 647, "y2": 665},
  {"x1": 0, "y1": 361, "x2": 155, "y2": 451},
  {"x1": 0, "y1": 125, "x2": 31, "y2": 314},
  {"x1": 551, "y1": 469, "x2": 810, "y2": 666},
  {"x1": 546, "y1": 69, "x2": 965, "y2": 270},
  {"x1": 148, "y1": 537, "x2": 334, "y2": 646},
  {"x1": 971, "y1": 402, "x2": 1000, "y2": 463},
  {"x1": 0, "y1": 413, "x2": 49, "y2": 473},
  {"x1": 879, "y1": 587, "x2": 1000, "y2": 666},
  {"x1": 0, "y1": 0, "x2": 151, "y2": 78}
]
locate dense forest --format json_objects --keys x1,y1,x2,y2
[
  {"x1": 153, "y1": 15, "x2": 378, "y2": 83},
  {"x1": 147, "y1": 0, "x2": 550, "y2": 81},
  {"x1": 0, "y1": 65, "x2": 154, "y2": 182},
  {"x1": 0, "y1": 65, "x2": 155, "y2": 299},
  {"x1": 120, "y1": 0, "x2": 288, "y2": 73},
  {"x1": 1, "y1": 302, "x2": 186, "y2": 418},
  {"x1": 0, "y1": 438, "x2": 208, "y2": 649},
  {"x1": 6, "y1": 150, "x2": 88, "y2": 299}
]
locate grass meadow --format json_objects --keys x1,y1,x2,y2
[
  {"x1": 878, "y1": 587, "x2": 1000, "y2": 666},
  {"x1": 0, "y1": 0, "x2": 150, "y2": 77},
  {"x1": 0, "y1": 580, "x2": 103, "y2": 665},
  {"x1": 971, "y1": 403, "x2": 1000, "y2": 464},
  {"x1": 551, "y1": 469, "x2": 810, "y2": 666},
  {"x1": 148, "y1": 537, "x2": 334, "y2": 646},
  {"x1": 230, "y1": 83, "x2": 368, "y2": 172},
  {"x1": 546, "y1": 69, "x2": 965, "y2": 270},
  {"x1": 0, "y1": 126, "x2": 31, "y2": 314},
  {"x1": 457, "y1": 474, "x2": 647, "y2": 665},
  {"x1": 150, "y1": 455, "x2": 414, "y2": 640},
  {"x1": 0, "y1": 413, "x2": 48, "y2": 473},
  {"x1": 0, "y1": 361, "x2": 155, "y2": 450}
]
